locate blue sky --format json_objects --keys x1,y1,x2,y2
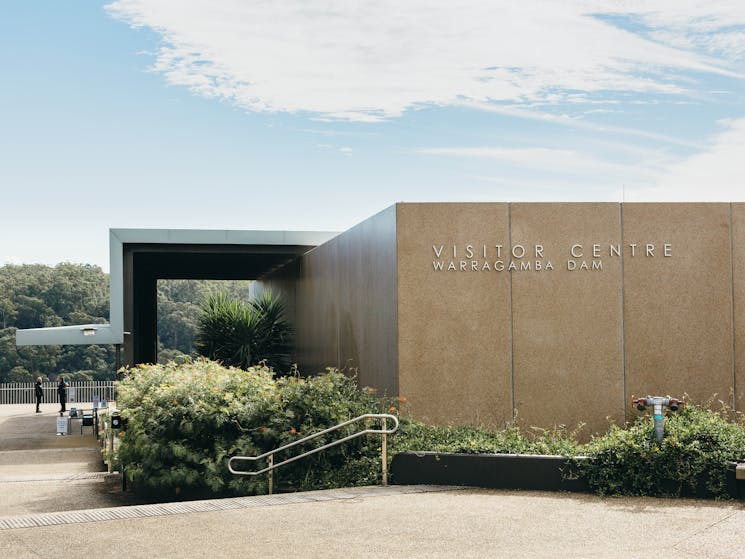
[{"x1": 2, "y1": 1, "x2": 745, "y2": 270}]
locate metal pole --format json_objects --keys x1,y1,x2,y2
[
  {"x1": 382, "y1": 417, "x2": 388, "y2": 487},
  {"x1": 268, "y1": 455, "x2": 274, "y2": 495},
  {"x1": 108, "y1": 422, "x2": 114, "y2": 474},
  {"x1": 94, "y1": 408, "x2": 99, "y2": 440},
  {"x1": 653, "y1": 401, "x2": 665, "y2": 443}
]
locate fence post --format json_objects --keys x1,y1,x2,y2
[
  {"x1": 382, "y1": 417, "x2": 388, "y2": 487},
  {"x1": 108, "y1": 420, "x2": 114, "y2": 474}
]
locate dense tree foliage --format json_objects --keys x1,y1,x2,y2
[
  {"x1": 0, "y1": 263, "x2": 114, "y2": 382},
  {"x1": 0, "y1": 264, "x2": 251, "y2": 382}
]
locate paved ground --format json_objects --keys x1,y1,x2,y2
[
  {"x1": 0, "y1": 402, "x2": 133, "y2": 517},
  {"x1": 2, "y1": 404, "x2": 745, "y2": 558}
]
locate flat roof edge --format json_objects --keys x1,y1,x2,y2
[
  {"x1": 16, "y1": 324, "x2": 122, "y2": 346},
  {"x1": 109, "y1": 229, "x2": 339, "y2": 246}
]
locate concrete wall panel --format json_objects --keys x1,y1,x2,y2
[
  {"x1": 510, "y1": 203, "x2": 624, "y2": 433},
  {"x1": 397, "y1": 203, "x2": 512, "y2": 426},
  {"x1": 623, "y1": 204, "x2": 734, "y2": 413}
]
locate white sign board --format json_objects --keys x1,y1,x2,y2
[
  {"x1": 92, "y1": 395, "x2": 100, "y2": 409},
  {"x1": 68, "y1": 387, "x2": 76, "y2": 402},
  {"x1": 56, "y1": 417, "x2": 68, "y2": 435}
]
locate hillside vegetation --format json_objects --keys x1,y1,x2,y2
[{"x1": 0, "y1": 263, "x2": 249, "y2": 382}]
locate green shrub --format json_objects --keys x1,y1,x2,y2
[
  {"x1": 115, "y1": 359, "x2": 390, "y2": 498},
  {"x1": 390, "y1": 421, "x2": 581, "y2": 457},
  {"x1": 115, "y1": 359, "x2": 745, "y2": 500},
  {"x1": 581, "y1": 405, "x2": 745, "y2": 498}
]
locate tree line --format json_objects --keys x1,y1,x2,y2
[{"x1": 0, "y1": 263, "x2": 250, "y2": 382}]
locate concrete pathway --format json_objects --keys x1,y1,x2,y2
[
  {"x1": 0, "y1": 403, "x2": 131, "y2": 517},
  {"x1": 1, "y1": 485, "x2": 745, "y2": 559},
  {"x1": 2, "y1": 404, "x2": 745, "y2": 558}
]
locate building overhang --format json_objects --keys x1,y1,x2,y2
[{"x1": 15, "y1": 228, "x2": 337, "y2": 347}]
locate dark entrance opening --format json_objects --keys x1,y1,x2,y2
[{"x1": 124, "y1": 243, "x2": 310, "y2": 365}]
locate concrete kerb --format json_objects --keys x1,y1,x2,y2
[{"x1": 0, "y1": 484, "x2": 459, "y2": 529}]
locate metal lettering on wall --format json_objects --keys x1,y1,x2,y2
[{"x1": 431, "y1": 242, "x2": 673, "y2": 272}]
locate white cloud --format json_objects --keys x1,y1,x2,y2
[
  {"x1": 454, "y1": 100, "x2": 705, "y2": 148},
  {"x1": 315, "y1": 144, "x2": 354, "y2": 156},
  {"x1": 417, "y1": 146, "x2": 659, "y2": 180},
  {"x1": 586, "y1": 1, "x2": 745, "y2": 58},
  {"x1": 417, "y1": 147, "x2": 626, "y2": 172},
  {"x1": 631, "y1": 117, "x2": 745, "y2": 201},
  {"x1": 422, "y1": 118, "x2": 745, "y2": 202},
  {"x1": 106, "y1": 0, "x2": 744, "y2": 121},
  {"x1": 0, "y1": 256, "x2": 22, "y2": 266}
]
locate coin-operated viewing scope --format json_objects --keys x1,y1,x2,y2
[{"x1": 632, "y1": 395, "x2": 685, "y2": 442}]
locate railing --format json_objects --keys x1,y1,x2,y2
[
  {"x1": 229, "y1": 413, "x2": 399, "y2": 493},
  {"x1": 0, "y1": 381, "x2": 117, "y2": 405}
]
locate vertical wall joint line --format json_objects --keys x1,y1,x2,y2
[
  {"x1": 729, "y1": 203, "x2": 737, "y2": 411},
  {"x1": 393, "y1": 204, "x2": 400, "y2": 397},
  {"x1": 508, "y1": 203, "x2": 516, "y2": 421},
  {"x1": 620, "y1": 203, "x2": 628, "y2": 422}
]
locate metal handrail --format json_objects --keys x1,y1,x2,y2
[{"x1": 228, "y1": 413, "x2": 399, "y2": 491}]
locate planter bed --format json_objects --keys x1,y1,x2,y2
[
  {"x1": 390, "y1": 451, "x2": 745, "y2": 499},
  {"x1": 391, "y1": 451, "x2": 590, "y2": 493}
]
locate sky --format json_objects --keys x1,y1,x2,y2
[{"x1": 2, "y1": 1, "x2": 745, "y2": 271}]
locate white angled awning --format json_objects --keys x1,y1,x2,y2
[
  {"x1": 15, "y1": 228, "x2": 337, "y2": 347},
  {"x1": 16, "y1": 324, "x2": 120, "y2": 346}
]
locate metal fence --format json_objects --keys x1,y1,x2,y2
[{"x1": 0, "y1": 381, "x2": 117, "y2": 405}]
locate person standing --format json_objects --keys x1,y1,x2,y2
[
  {"x1": 34, "y1": 377, "x2": 43, "y2": 413},
  {"x1": 57, "y1": 376, "x2": 68, "y2": 414}
]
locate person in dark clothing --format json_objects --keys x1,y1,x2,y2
[
  {"x1": 34, "y1": 377, "x2": 43, "y2": 413},
  {"x1": 57, "y1": 376, "x2": 67, "y2": 414}
]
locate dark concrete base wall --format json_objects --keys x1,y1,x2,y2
[
  {"x1": 391, "y1": 452, "x2": 590, "y2": 493},
  {"x1": 390, "y1": 452, "x2": 745, "y2": 499}
]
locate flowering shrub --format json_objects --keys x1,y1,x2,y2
[
  {"x1": 116, "y1": 359, "x2": 390, "y2": 498},
  {"x1": 580, "y1": 405, "x2": 745, "y2": 497}
]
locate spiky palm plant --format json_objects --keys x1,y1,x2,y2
[
  {"x1": 194, "y1": 290, "x2": 293, "y2": 372},
  {"x1": 248, "y1": 290, "x2": 293, "y2": 371}
]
